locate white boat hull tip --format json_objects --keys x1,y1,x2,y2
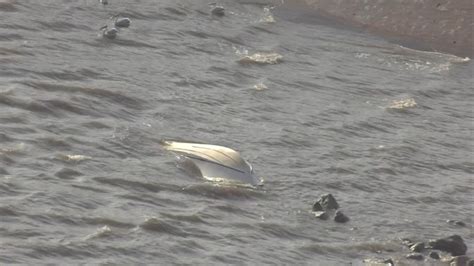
[{"x1": 162, "y1": 140, "x2": 263, "y2": 186}]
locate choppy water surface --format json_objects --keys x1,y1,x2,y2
[{"x1": 1, "y1": 0, "x2": 473, "y2": 264}]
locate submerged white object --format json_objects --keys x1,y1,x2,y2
[{"x1": 162, "y1": 141, "x2": 262, "y2": 186}]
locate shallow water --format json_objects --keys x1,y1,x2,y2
[{"x1": 1, "y1": 0, "x2": 473, "y2": 264}]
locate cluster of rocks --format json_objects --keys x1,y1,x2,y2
[
  {"x1": 401, "y1": 235, "x2": 472, "y2": 265},
  {"x1": 97, "y1": 0, "x2": 131, "y2": 40},
  {"x1": 312, "y1": 194, "x2": 350, "y2": 223},
  {"x1": 100, "y1": 15, "x2": 131, "y2": 40},
  {"x1": 311, "y1": 194, "x2": 471, "y2": 265},
  {"x1": 99, "y1": 2, "x2": 225, "y2": 40}
]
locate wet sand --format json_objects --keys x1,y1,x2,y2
[{"x1": 294, "y1": 0, "x2": 473, "y2": 57}]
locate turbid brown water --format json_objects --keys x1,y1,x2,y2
[{"x1": 0, "y1": 0, "x2": 472, "y2": 264}]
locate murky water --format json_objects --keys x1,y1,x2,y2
[{"x1": 1, "y1": 0, "x2": 472, "y2": 264}]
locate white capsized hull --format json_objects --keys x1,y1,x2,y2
[{"x1": 162, "y1": 141, "x2": 262, "y2": 186}]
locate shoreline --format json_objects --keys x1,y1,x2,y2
[{"x1": 282, "y1": 0, "x2": 473, "y2": 58}]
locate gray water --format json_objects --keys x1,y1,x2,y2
[{"x1": 1, "y1": 0, "x2": 473, "y2": 265}]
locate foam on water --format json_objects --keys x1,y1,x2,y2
[{"x1": 239, "y1": 52, "x2": 283, "y2": 64}]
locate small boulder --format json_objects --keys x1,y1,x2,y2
[
  {"x1": 314, "y1": 211, "x2": 329, "y2": 220},
  {"x1": 428, "y1": 251, "x2": 440, "y2": 260},
  {"x1": 409, "y1": 242, "x2": 425, "y2": 253},
  {"x1": 428, "y1": 235, "x2": 467, "y2": 256},
  {"x1": 406, "y1": 253, "x2": 424, "y2": 260},
  {"x1": 334, "y1": 210, "x2": 349, "y2": 223},
  {"x1": 115, "y1": 17, "x2": 131, "y2": 28},
  {"x1": 312, "y1": 194, "x2": 339, "y2": 212},
  {"x1": 211, "y1": 6, "x2": 225, "y2": 16}
]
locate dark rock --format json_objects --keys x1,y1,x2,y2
[
  {"x1": 211, "y1": 6, "x2": 225, "y2": 16},
  {"x1": 312, "y1": 193, "x2": 340, "y2": 212},
  {"x1": 334, "y1": 210, "x2": 349, "y2": 223},
  {"x1": 428, "y1": 235, "x2": 467, "y2": 256},
  {"x1": 428, "y1": 251, "x2": 440, "y2": 260},
  {"x1": 468, "y1": 259, "x2": 474, "y2": 266},
  {"x1": 314, "y1": 211, "x2": 329, "y2": 220},
  {"x1": 406, "y1": 253, "x2": 424, "y2": 260},
  {"x1": 115, "y1": 17, "x2": 131, "y2": 28},
  {"x1": 409, "y1": 242, "x2": 425, "y2": 252},
  {"x1": 447, "y1": 219, "x2": 467, "y2": 227},
  {"x1": 450, "y1": 255, "x2": 471, "y2": 266},
  {"x1": 455, "y1": 221, "x2": 467, "y2": 227},
  {"x1": 383, "y1": 258, "x2": 395, "y2": 265}
]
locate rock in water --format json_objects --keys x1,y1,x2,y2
[
  {"x1": 115, "y1": 17, "x2": 131, "y2": 28},
  {"x1": 211, "y1": 6, "x2": 225, "y2": 16},
  {"x1": 312, "y1": 193, "x2": 339, "y2": 211},
  {"x1": 334, "y1": 210, "x2": 349, "y2": 223},
  {"x1": 428, "y1": 251, "x2": 440, "y2": 260},
  {"x1": 447, "y1": 219, "x2": 467, "y2": 227},
  {"x1": 102, "y1": 27, "x2": 118, "y2": 39},
  {"x1": 428, "y1": 235, "x2": 467, "y2": 256}
]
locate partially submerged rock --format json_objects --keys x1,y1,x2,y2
[
  {"x1": 428, "y1": 235, "x2": 467, "y2": 256},
  {"x1": 211, "y1": 6, "x2": 225, "y2": 16},
  {"x1": 312, "y1": 193, "x2": 339, "y2": 212},
  {"x1": 334, "y1": 210, "x2": 349, "y2": 223},
  {"x1": 447, "y1": 219, "x2": 467, "y2": 227},
  {"x1": 115, "y1": 17, "x2": 131, "y2": 28},
  {"x1": 101, "y1": 25, "x2": 118, "y2": 39},
  {"x1": 428, "y1": 251, "x2": 440, "y2": 260}
]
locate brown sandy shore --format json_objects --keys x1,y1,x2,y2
[{"x1": 295, "y1": 0, "x2": 473, "y2": 57}]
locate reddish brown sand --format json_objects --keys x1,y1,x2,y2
[{"x1": 298, "y1": 0, "x2": 473, "y2": 57}]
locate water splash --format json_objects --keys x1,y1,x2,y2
[
  {"x1": 259, "y1": 7, "x2": 276, "y2": 23},
  {"x1": 84, "y1": 225, "x2": 112, "y2": 240},
  {"x1": 58, "y1": 154, "x2": 92, "y2": 162},
  {"x1": 253, "y1": 82, "x2": 268, "y2": 91},
  {"x1": 239, "y1": 52, "x2": 283, "y2": 65},
  {"x1": 388, "y1": 98, "x2": 417, "y2": 110},
  {"x1": 0, "y1": 143, "x2": 26, "y2": 155}
]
